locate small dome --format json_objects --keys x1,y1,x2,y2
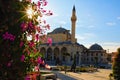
[
  {"x1": 51, "y1": 27, "x2": 68, "y2": 34},
  {"x1": 89, "y1": 43, "x2": 103, "y2": 50}
]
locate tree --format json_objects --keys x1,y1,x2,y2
[
  {"x1": 0, "y1": 0, "x2": 52, "y2": 79},
  {"x1": 112, "y1": 48, "x2": 120, "y2": 80},
  {"x1": 71, "y1": 54, "x2": 76, "y2": 72},
  {"x1": 94, "y1": 57, "x2": 98, "y2": 68}
]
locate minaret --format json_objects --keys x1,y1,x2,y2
[{"x1": 71, "y1": 5, "x2": 77, "y2": 43}]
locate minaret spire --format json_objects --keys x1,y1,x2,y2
[
  {"x1": 73, "y1": 5, "x2": 76, "y2": 12},
  {"x1": 71, "y1": 5, "x2": 77, "y2": 43}
]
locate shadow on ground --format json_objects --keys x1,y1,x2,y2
[{"x1": 53, "y1": 71, "x2": 78, "y2": 80}]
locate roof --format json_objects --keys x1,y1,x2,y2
[
  {"x1": 48, "y1": 27, "x2": 69, "y2": 34},
  {"x1": 40, "y1": 41, "x2": 82, "y2": 46},
  {"x1": 89, "y1": 43, "x2": 103, "y2": 50},
  {"x1": 73, "y1": 5, "x2": 76, "y2": 12}
]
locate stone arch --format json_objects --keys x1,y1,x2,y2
[
  {"x1": 61, "y1": 47, "x2": 67, "y2": 61},
  {"x1": 40, "y1": 47, "x2": 46, "y2": 58},
  {"x1": 54, "y1": 47, "x2": 59, "y2": 60},
  {"x1": 47, "y1": 47, "x2": 52, "y2": 61}
]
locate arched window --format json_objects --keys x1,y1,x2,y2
[
  {"x1": 40, "y1": 47, "x2": 46, "y2": 58},
  {"x1": 76, "y1": 52, "x2": 79, "y2": 64},
  {"x1": 54, "y1": 47, "x2": 59, "y2": 60},
  {"x1": 47, "y1": 47, "x2": 52, "y2": 61},
  {"x1": 61, "y1": 47, "x2": 67, "y2": 61}
]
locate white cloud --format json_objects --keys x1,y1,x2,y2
[
  {"x1": 87, "y1": 14, "x2": 92, "y2": 17},
  {"x1": 76, "y1": 23, "x2": 96, "y2": 29},
  {"x1": 59, "y1": 21, "x2": 67, "y2": 25},
  {"x1": 101, "y1": 42, "x2": 120, "y2": 53},
  {"x1": 84, "y1": 33, "x2": 96, "y2": 37},
  {"x1": 87, "y1": 25, "x2": 95, "y2": 28},
  {"x1": 76, "y1": 33, "x2": 96, "y2": 41},
  {"x1": 76, "y1": 24, "x2": 84, "y2": 28},
  {"x1": 76, "y1": 34, "x2": 86, "y2": 41},
  {"x1": 106, "y1": 22, "x2": 116, "y2": 26},
  {"x1": 117, "y1": 16, "x2": 120, "y2": 20},
  {"x1": 102, "y1": 42, "x2": 120, "y2": 46}
]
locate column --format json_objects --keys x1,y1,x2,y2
[{"x1": 52, "y1": 52, "x2": 54, "y2": 61}]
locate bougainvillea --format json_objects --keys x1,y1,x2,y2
[{"x1": 0, "y1": 0, "x2": 52, "y2": 79}]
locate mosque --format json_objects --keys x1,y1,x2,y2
[{"x1": 39, "y1": 6, "x2": 108, "y2": 66}]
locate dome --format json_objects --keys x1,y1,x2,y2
[
  {"x1": 89, "y1": 43, "x2": 103, "y2": 50},
  {"x1": 50, "y1": 27, "x2": 68, "y2": 34}
]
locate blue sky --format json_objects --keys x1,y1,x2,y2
[{"x1": 33, "y1": 0, "x2": 120, "y2": 53}]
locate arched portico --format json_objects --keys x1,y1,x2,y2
[
  {"x1": 40, "y1": 47, "x2": 46, "y2": 58},
  {"x1": 61, "y1": 47, "x2": 67, "y2": 62},
  {"x1": 47, "y1": 47, "x2": 52, "y2": 61},
  {"x1": 76, "y1": 52, "x2": 79, "y2": 64},
  {"x1": 54, "y1": 47, "x2": 59, "y2": 60}
]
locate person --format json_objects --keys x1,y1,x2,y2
[{"x1": 71, "y1": 63, "x2": 76, "y2": 72}]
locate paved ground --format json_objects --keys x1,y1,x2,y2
[{"x1": 52, "y1": 69, "x2": 112, "y2": 80}]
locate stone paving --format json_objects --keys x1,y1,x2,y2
[
  {"x1": 54, "y1": 71, "x2": 77, "y2": 80},
  {"x1": 52, "y1": 69, "x2": 112, "y2": 80}
]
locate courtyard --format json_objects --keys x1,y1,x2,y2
[
  {"x1": 53, "y1": 69, "x2": 112, "y2": 80},
  {"x1": 0, "y1": 0, "x2": 119, "y2": 80}
]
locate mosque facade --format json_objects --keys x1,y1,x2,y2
[{"x1": 38, "y1": 6, "x2": 108, "y2": 66}]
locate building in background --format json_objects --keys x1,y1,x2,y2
[{"x1": 81, "y1": 43, "x2": 109, "y2": 67}]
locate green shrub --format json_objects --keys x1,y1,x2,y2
[
  {"x1": 79, "y1": 67, "x2": 88, "y2": 72},
  {"x1": 112, "y1": 48, "x2": 120, "y2": 80}
]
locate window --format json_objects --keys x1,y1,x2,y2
[
  {"x1": 101, "y1": 53, "x2": 103, "y2": 56},
  {"x1": 87, "y1": 58, "x2": 89, "y2": 61},
  {"x1": 63, "y1": 56, "x2": 65, "y2": 61},
  {"x1": 91, "y1": 58, "x2": 93, "y2": 61},
  {"x1": 96, "y1": 53, "x2": 98, "y2": 56},
  {"x1": 87, "y1": 53, "x2": 89, "y2": 56},
  {"x1": 91, "y1": 53, "x2": 93, "y2": 56}
]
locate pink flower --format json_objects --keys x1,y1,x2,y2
[
  {"x1": 20, "y1": 41, "x2": 24, "y2": 48},
  {"x1": 42, "y1": 10, "x2": 46, "y2": 13},
  {"x1": 7, "y1": 62, "x2": 11, "y2": 67},
  {"x1": 2, "y1": 32, "x2": 15, "y2": 41},
  {"x1": 20, "y1": 22, "x2": 27, "y2": 31},
  {"x1": 27, "y1": 50, "x2": 30, "y2": 55},
  {"x1": 35, "y1": 34, "x2": 39, "y2": 42},
  {"x1": 37, "y1": 1, "x2": 41, "y2": 8},
  {"x1": 27, "y1": 21, "x2": 35, "y2": 33},
  {"x1": 33, "y1": 49, "x2": 37, "y2": 53},
  {"x1": 21, "y1": 55, "x2": 25, "y2": 62},
  {"x1": 28, "y1": 21, "x2": 33, "y2": 29},
  {"x1": 46, "y1": 10, "x2": 53, "y2": 16},
  {"x1": 34, "y1": 66, "x2": 39, "y2": 71},
  {"x1": 46, "y1": 24, "x2": 50, "y2": 30},
  {"x1": 25, "y1": 75, "x2": 30, "y2": 80},
  {"x1": 2, "y1": 32, "x2": 8, "y2": 40},
  {"x1": 43, "y1": 20, "x2": 46, "y2": 24},
  {"x1": 43, "y1": 0, "x2": 48, "y2": 6},
  {"x1": 47, "y1": 37, "x2": 52, "y2": 46},
  {"x1": 45, "y1": 64, "x2": 51, "y2": 70},
  {"x1": 28, "y1": 21, "x2": 33, "y2": 27},
  {"x1": 37, "y1": 57, "x2": 42, "y2": 64},
  {"x1": 41, "y1": 60, "x2": 45, "y2": 65},
  {"x1": 32, "y1": 74, "x2": 37, "y2": 80},
  {"x1": 36, "y1": 26, "x2": 42, "y2": 33},
  {"x1": 29, "y1": 41, "x2": 35, "y2": 48}
]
